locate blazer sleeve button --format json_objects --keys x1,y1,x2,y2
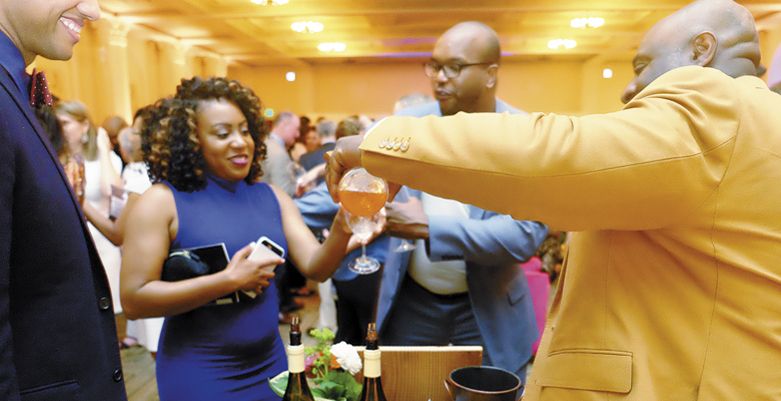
[
  {"x1": 98, "y1": 297, "x2": 111, "y2": 311},
  {"x1": 113, "y1": 368, "x2": 123, "y2": 382}
]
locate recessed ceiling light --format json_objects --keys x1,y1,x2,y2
[
  {"x1": 571, "y1": 17, "x2": 604, "y2": 29},
  {"x1": 291, "y1": 21, "x2": 324, "y2": 33},
  {"x1": 286, "y1": 71, "x2": 296, "y2": 82},
  {"x1": 602, "y1": 68, "x2": 613, "y2": 79},
  {"x1": 318, "y1": 42, "x2": 346, "y2": 52},
  {"x1": 547, "y1": 39, "x2": 577, "y2": 50}
]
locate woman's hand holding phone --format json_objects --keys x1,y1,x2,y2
[{"x1": 224, "y1": 244, "x2": 283, "y2": 296}]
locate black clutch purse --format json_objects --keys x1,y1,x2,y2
[
  {"x1": 161, "y1": 250, "x2": 211, "y2": 282},
  {"x1": 161, "y1": 243, "x2": 240, "y2": 305}
]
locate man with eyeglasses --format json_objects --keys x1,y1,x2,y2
[
  {"x1": 377, "y1": 21, "x2": 547, "y2": 381},
  {"x1": 418, "y1": 26, "x2": 502, "y2": 116}
]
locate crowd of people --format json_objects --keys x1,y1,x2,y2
[{"x1": 2, "y1": 0, "x2": 781, "y2": 401}]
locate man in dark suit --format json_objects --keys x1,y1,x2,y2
[
  {"x1": 376, "y1": 22, "x2": 547, "y2": 380},
  {"x1": 0, "y1": 1, "x2": 128, "y2": 400}
]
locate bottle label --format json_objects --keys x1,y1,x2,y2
[
  {"x1": 363, "y1": 349, "x2": 381, "y2": 378},
  {"x1": 287, "y1": 344, "x2": 306, "y2": 373}
]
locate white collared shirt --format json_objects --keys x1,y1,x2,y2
[{"x1": 407, "y1": 193, "x2": 470, "y2": 295}]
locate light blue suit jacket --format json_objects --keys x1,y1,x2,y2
[{"x1": 378, "y1": 100, "x2": 547, "y2": 375}]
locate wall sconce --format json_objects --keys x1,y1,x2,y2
[{"x1": 286, "y1": 71, "x2": 296, "y2": 82}]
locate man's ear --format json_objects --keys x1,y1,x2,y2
[
  {"x1": 692, "y1": 32, "x2": 717, "y2": 66},
  {"x1": 485, "y1": 64, "x2": 499, "y2": 89}
]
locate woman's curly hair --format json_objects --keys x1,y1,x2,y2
[
  {"x1": 139, "y1": 97, "x2": 176, "y2": 183},
  {"x1": 145, "y1": 77, "x2": 267, "y2": 192}
]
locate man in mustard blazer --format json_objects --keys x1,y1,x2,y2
[{"x1": 325, "y1": 0, "x2": 781, "y2": 400}]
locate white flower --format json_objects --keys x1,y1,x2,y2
[{"x1": 330, "y1": 341, "x2": 362, "y2": 375}]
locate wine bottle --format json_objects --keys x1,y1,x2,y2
[
  {"x1": 282, "y1": 316, "x2": 315, "y2": 401},
  {"x1": 358, "y1": 323, "x2": 388, "y2": 401}
]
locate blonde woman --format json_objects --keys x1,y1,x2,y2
[{"x1": 56, "y1": 101, "x2": 124, "y2": 315}]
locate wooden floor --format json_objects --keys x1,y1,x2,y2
[{"x1": 120, "y1": 292, "x2": 322, "y2": 401}]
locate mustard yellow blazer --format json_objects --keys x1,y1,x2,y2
[{"x1": 360, "y1": 66, "x2": 781, "y2": 400}]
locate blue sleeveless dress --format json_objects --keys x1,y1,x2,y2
[{"x1": 156, "y1": 176, "x2": 288, "y2": 401}]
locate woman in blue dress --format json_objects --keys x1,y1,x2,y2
[{"x1": 120, "y1": 77, "x2": 359, "y2": 401}]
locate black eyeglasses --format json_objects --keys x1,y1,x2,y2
[{"x1": 423, "y1": 61, "x2": 495, "y2": 79}]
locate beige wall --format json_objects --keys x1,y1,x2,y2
[
  {"x1": 229, "y1": 62, "x2": 429, "y2": 119},
  {"x1": 497, "y1": 61, "x2": 584, "y2": 114},
  {"x1": 228, "y1": 60, "x2": 616, "y2": 120}
]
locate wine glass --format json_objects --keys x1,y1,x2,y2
[{"x1": 338, "y1": 168, "x2": 388, "y2": 274}]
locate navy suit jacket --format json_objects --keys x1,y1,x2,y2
[
  {"x1": 378, "y1": 101, "x2": 547, "y2": 375},
  {"x1": 0, "y1": 67, "x2": 126, "y2": 400},
  {"x1": 299, "y1": 142, "x2": 335, "y2": 172}
]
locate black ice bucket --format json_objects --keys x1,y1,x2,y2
[{"x1": 444, "y1": 365, "x2": 523, "y2": 401}]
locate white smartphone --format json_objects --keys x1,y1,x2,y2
[
  {"x1": 248, "y1": 235, "x2": 285, "y2": 261},
  {"x1": 244, "y1": 236, "x2": 285, "y2": 299}
]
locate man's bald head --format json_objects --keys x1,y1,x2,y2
[
  {"x1": 621, "y1": 0, "x2": 760, "y2": 103},
  {"x1": 438, "y1": 21, "x2": 501, "y2": 65},
  {"x1": 429, "y1": 21, "x2": 502, "y2": 115}
]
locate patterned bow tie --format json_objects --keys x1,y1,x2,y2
[{"x1": 29, "y1": 69, "x2": 53, "y2": 108}]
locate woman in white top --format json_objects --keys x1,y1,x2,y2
[{"x1": 56, "y1": 101, "x2": 124, "y2": 313}]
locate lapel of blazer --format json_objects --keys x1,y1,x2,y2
[{"x1": 0, "y1": 65, "x2": 101, "y2": 252}]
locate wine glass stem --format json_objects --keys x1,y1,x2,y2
[{"x1": 361, "y1": 243, "x2": 367, "y2": 258}]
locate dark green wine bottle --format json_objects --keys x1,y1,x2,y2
[
  {"x1": 282, "y1": 316, "x2": 315, "y2": 401},
  {"x1": 358, "y1": 323, "x2": 388, "y2": 401}
]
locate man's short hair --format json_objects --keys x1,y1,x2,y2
[
  {"x1": 316, "y1": 120, "x2": 336, "y2": 139},
  {"x1": 336, "y1": 117, "x2": 362, "y2": 140},
  {"x1": 273, "y1": 111, "x2": 296, "y2": 127}
]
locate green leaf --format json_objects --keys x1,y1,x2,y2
[
  {"x1": 311, "y1": 387, "x2": 327, "y2": 397},
  {"x1": 268, "y1": 371, "x2": 289, "y2": 397},
  {"x1": 310, "y1": 327, "x2": 336, "y2": 342},
  {"x1": 318, "y1": 382, "x2": 346, "y2": 399},
  {"x1": 324, "y1": 371, "x2": 362, "y2": 401},
  {"x1": 269, "y1": 371, "x2": 339, "y2": 401}
]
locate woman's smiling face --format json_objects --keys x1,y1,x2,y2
[{"x1": 195, "y1": 98, "x2": 254, "y2": 182}]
